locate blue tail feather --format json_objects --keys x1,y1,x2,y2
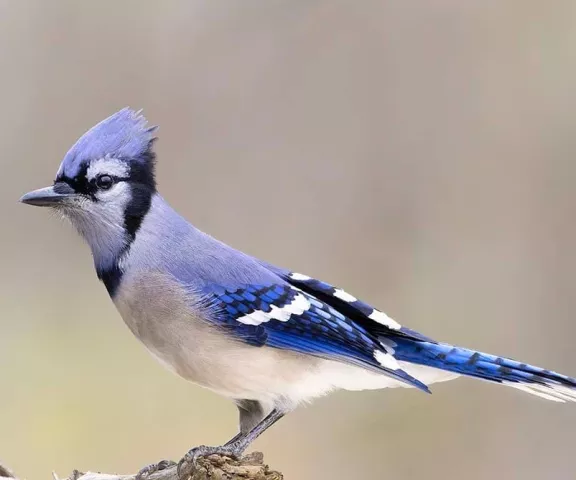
[{"x1": 391, "y1": 338, "x2": 576, "y2": 402}]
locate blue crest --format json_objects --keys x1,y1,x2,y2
[{"x1": 57, "y1": 108, "x2": 157, "y2": 179}]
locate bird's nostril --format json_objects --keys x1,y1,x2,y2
[{"x1": 53, "y1": 181, "x2": 75, "y2": 194}]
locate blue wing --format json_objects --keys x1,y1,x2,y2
[
  {"x1": 257, "y1": 266, "x2": 576, "y2": 402},
  {"x1": 202, "y1": 282, "x2": 431, "y2": 393},
  {"x1": 261, "y1": 263, "x2": 436, "y2": 343}
]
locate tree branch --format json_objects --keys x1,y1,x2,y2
[
  {"x1": 1, "y1": 453, "x2": 282, "y2": 480},
  {"x1": 0, "y1": 460, "x2": 17, "y2": 480}
]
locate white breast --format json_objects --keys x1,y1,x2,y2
[
  {"x1": 112, "y1": 271, "x2": 327, "y2": 407},
  {"x1": 112, "y1": 271, "x2": 458, "y2": 410}
]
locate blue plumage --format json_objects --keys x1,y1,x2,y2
[
  {"x1": 20, "y1": 108, "x2": 576, "y2": 471},
  {"x1": 57, "y1": 108, "x2": 156, "y2": 179},
  {"x1": 391, "y1": 338, "x2": 576, "y2": 400},
  {"x1": 265, "y1": 265, "x2": 576, "y2": 400},
  {"x1": 204, "y1": 283, "x2": 431, "y2": 392},
  {"x1": 265, "y1": 264, "x2": 436, "y2": 343}
]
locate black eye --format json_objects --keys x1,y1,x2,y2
[{"x1": 96, "y1": 174, "x2": 114, "y2": 190}]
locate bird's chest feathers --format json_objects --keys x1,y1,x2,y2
[
  {"x1": 110, "y1": 271, "x2": 328, "y2": 403},
  {"x1": 112, "y1": 271, "x2": 218, "y2": 379}
]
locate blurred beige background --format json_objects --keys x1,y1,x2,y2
[{"x1": 1, "y1": 1, "x2": 575, "y2": 479}]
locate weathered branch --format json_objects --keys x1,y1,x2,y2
[
  {"x1": 0, "y1": 460, "x2": 17, "y2": 480},
  {"x1": 1, "y1": 453, "x2": 282, "y2": 480}
]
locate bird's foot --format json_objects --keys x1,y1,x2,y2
[
  {"x1": 135, "y1": 459, "x2": 177, "y2": 480},
  {"x1": 177, "y1": 445, "x2": 241, "y2": 479}
]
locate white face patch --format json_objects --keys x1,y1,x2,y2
[
  {"x1": 374, "y1": 350, "x2": 400, "y2": 370},
  {"x1": 60, "y1": 181, "x2": 133, "y2": 270},
  {"x1": 93, "y1": 177, "x2": 132, "y2": 202},
  {"x1": 236, "y1": 292, "x2": 311, "y2": 326},
  {"x1": 86, "y1": 156, "x2": 129, "y2": 181},
  {"x1": 333, "y1": 288, "x2": 357, "y2": 303},
  {"x1": 369, "y1": 309, "x2": 402, "y2": 330}
]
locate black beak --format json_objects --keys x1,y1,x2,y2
[{"x1": 20, "y1": 183, "x2": 77, "y2": 207}]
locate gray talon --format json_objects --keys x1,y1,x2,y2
[
  {"x1": 177, "y1": 445, "x2": 239, "y2": 479},
  {"x1": 136, "y1": 460, "x2": 176, "y2": 480}
]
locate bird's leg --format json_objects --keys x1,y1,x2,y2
[
  {"x1": 232, "y1": 399, "x2": 266, "y2": 439},
  {"x1": 135, "y1": 459, "x2": 177, "y2": 480},
  {"x1": 177, "y1": 408, "x2": 285, "y2": 478},
  {"x1": 223, "y1": 432, "x2": 243, "y2": 447}
]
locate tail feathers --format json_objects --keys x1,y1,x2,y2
[{"x1": 390, "y1": 338, "x2": 576, "y2": 402}]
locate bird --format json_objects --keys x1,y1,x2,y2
[{"x1": 21, "y1": 108, "x2": 576, "y2": 478}]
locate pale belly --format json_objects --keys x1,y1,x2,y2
[{"x1": 112, "y1": 271, "x2": 457, "y2": 409}]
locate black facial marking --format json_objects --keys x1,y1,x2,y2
[
  {"x1": 122, "y1": 148, "x2": 156, "y2": 240},
  {"x1": 97, "y1": 264, "x2": 123, "y2": 297},
  {"x1": 56, "y1": 163, "x2": 91, "y2": 195},
  {"x1": 56, "y1": 143, "x2": 157, "y2": 296},
  {"x1": 124, "y1": 182, "x2": 153, "y2": 240},
  {"x1": 56, "y1": 171, "x2": 126, "y2": 199},
  {"x1": 128, "y1": 146, "x2": 156, "y2": 189}
]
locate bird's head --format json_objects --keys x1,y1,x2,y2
[{"x1": 20, "y1": 108, "x2": 158, "y2": 268}]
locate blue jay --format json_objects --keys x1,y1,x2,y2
[{"x1": 21, "y1": 109, "x2": 576, "y2": 477}]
